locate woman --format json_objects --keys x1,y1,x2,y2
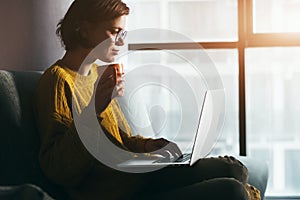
[{"x1": 34, "y1": 0, "x2": 259, "y2": 199}]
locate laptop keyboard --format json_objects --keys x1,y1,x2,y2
[
  {"x1": 173, "y1": 153, "x2": 191, "y2": 163},
  {"x1": 154, "y1": 153, "x2": 191, "y2": 163}
]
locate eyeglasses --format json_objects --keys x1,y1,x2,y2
[{"x1": 115, "y1": 29, "x2": 127, "y2": 43}]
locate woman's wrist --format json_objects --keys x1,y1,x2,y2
[{"x1": 144, "y1": 138, "x2": 153, "y2": 153}]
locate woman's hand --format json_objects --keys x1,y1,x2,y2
[
  {"x1": 145, "y1": 138, "x2": 182, "y2": 159},
  {"x1": 94, "y1": 65, "x2": 124, "y2": 114}
]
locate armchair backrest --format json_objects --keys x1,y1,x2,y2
[{"x1": 0, "y1": 70, "x2": 67, "y2": 199}]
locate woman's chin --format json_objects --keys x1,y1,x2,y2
[{"x1": 98, "y1": 56, "x2": 115, "y2": 63}]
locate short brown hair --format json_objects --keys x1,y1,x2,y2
[{"x1": 56, "y1": 0, "x2": 130, "y2": 50}]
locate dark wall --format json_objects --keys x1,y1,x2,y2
[{"x1": 0, "y1": 0, "x2": 72, "y2": 71}]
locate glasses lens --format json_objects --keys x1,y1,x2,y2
[{"x1": 115, "y1": 30, "x2": 127, "y2": 43}]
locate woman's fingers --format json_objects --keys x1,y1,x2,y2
[
  {"x1": 150, "y1": 138, "x2": 182, "y2": 158},
  {"x1": 94, "y1": 65, "x2": 125, "y2": 113},
  {"x1": 168, "y1": 142, "x2": 183, "y2": 158}
]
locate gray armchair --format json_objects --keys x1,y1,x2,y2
[{"x1": 0, "y1": 70, "x2": 268, "y2": 199}]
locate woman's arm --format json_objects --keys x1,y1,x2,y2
[{"x1": 34, "y1": 69, "x2": 95, "y2": 187}]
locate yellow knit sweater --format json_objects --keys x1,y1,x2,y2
[{"x1": 34, "y1": 61, "x2": 148, "y2": 199}]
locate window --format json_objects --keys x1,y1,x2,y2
[
  {"x1": 122, "y1": 0, "x2": 300, "y2": 197},
  {"x1": 124, "y1": 0, "x2": 239, "y2": 154}
]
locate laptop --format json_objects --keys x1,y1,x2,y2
[{"x1": 117, "y1": 89, "x2": 225, "y2": 168}]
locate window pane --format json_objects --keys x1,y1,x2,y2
[
  {"x1": 253, "y1": 0, "x2": 300, "y2": 33},
  {"x1": 246, "y1": 47, "x2": 300, "y2": 196},
  {"x1": 125, "y1": 0, "x2": 238, "y2": 43},
  {"x1": 120, "y1": 49, "x2": 239, "y2": 155},
  {"x1": 207, "y1": 50, "x2": 239, "y2": 156}
]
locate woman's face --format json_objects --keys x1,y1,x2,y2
[{"x1": 85, "y1": 15, "x2": 127, "y2": 63}]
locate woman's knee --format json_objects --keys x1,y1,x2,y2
[
  {"x1": 195, "y1": 156, "x2": 249, "y2": 183},
  {"x1": 218, "y1": 156, "x2": 249, "y2": 183}
]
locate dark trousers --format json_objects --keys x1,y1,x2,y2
[{"x1": 131, "y1": 156, "x2": 249, "y2": 200}]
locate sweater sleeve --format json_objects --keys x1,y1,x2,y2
[
  {"x1": 34, "y1": 69, "x2": 95, "y2": 187},
  {"x1": 118, "y1": 129, "x2": 154, "y2": 153},
  {"x1": 100, "y1": 100, "x2": 152, "y2": 153}
]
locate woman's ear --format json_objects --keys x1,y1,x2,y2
[
  {"x1": 79, "y1": 21, "x2": 90, "y2": 40},
  {"x1": 77, "y1": 21, "x2": 95, "y2": 49}
]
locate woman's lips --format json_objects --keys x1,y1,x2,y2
[{"x1": 112, "y1": 50, "x2": 119, "y2": 55}]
